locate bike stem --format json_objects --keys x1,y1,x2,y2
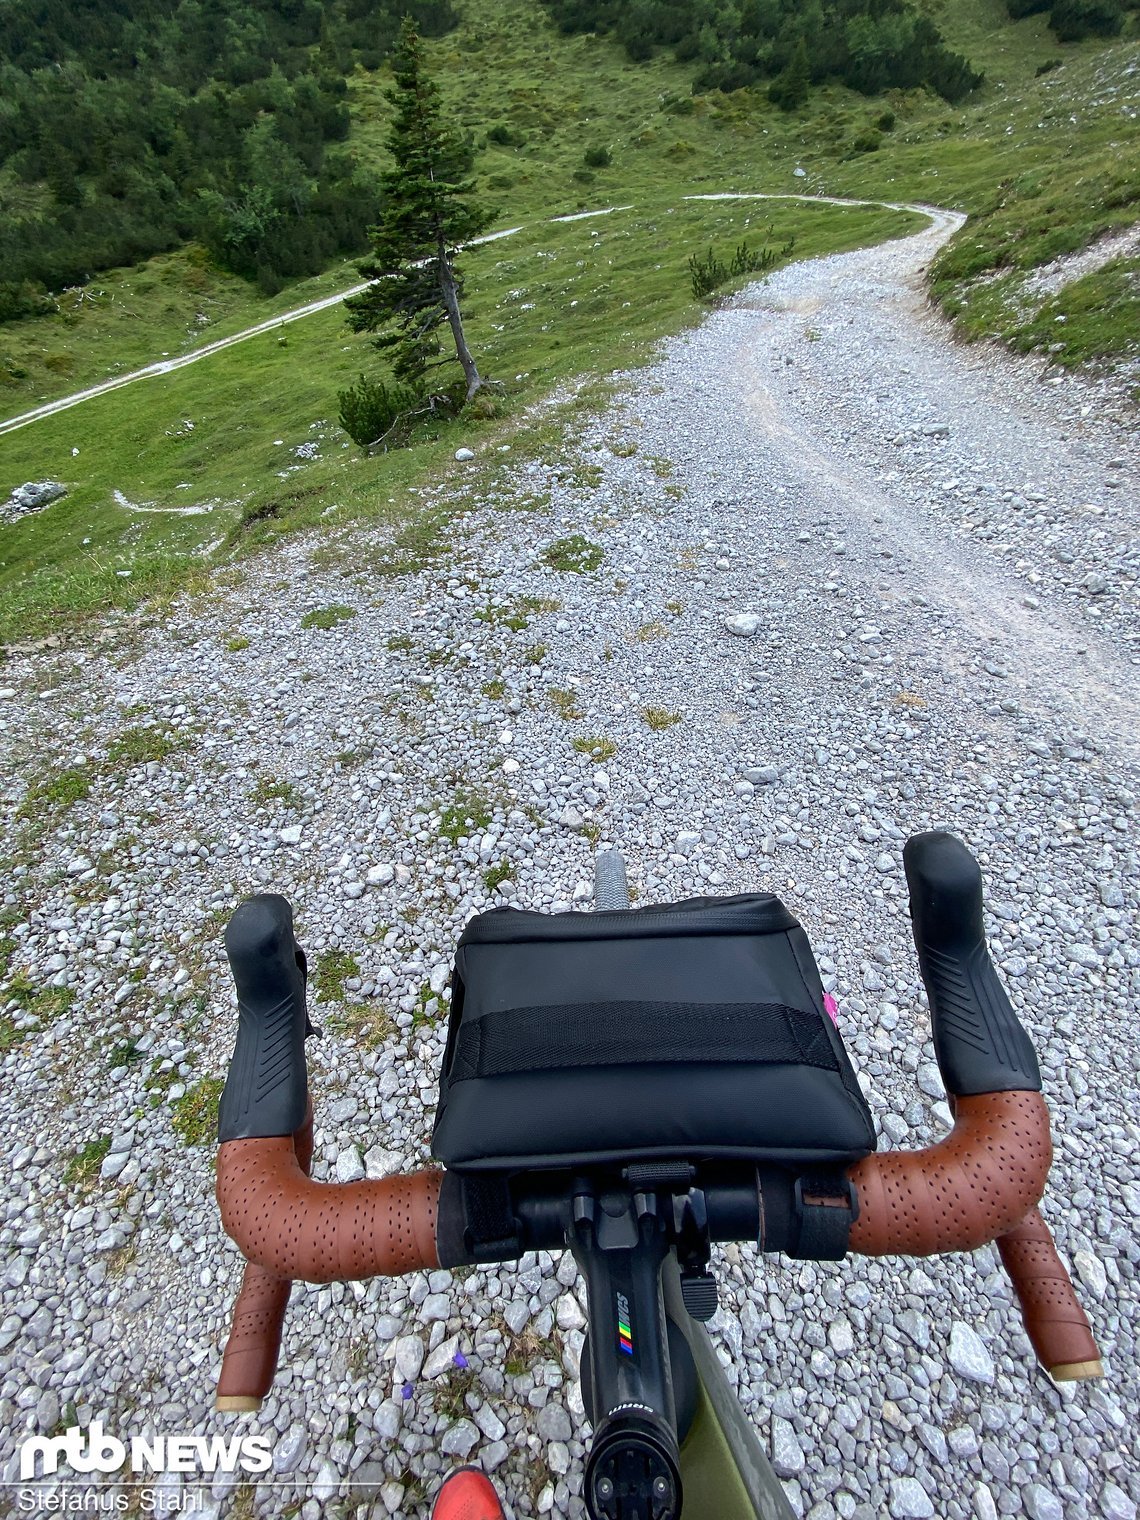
[{"x1": 571, "y1": 1184, "x2": 684, "y2": 1520}]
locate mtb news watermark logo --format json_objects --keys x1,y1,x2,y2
[{"x1": 20, "y1": 1421, "x2": 272, "y2": 1481}]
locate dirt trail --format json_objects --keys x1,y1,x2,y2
[
  {"x1": 717, "y1": 213, "x2": 1139, "y2": 761},
  {"x1": 0, "y1": 196, "x2": 948, "y2": 439}
]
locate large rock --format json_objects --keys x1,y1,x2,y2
[
  {"x1": 12, "y1": 481, "x2": 67, "y2": 509},
  {"x1": 769, "y1": 1415, "x2": 804, "y2": 1478},
  {"x1": 948, "y1": 1322, "x2": 995, "y2": 1384},
  {"x1": 3, "y1": 481, "x2": 67, "y2": 524},
  {"x1": 725, "y1": 613, "x2": 761, "y2": 637}
]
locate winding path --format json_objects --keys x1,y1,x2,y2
[{"x1": 0, "y1": 194, "x2": 958, "y2": 440}]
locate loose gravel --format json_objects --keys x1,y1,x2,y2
[{"x1": 0, "y1": 210, "x2": 1137, "y2": 1520}]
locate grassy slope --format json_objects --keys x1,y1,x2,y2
[
  {"x1": 0, "y1": 195, "x2": 919, "y2": 642},
  {"x1": 0, "y1": 0, "x2": 1135, "y2": 643}
]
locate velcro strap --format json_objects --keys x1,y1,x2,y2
[
  {"x1": 460, "y1": 1173, "x2": 520, "y2": 1262},
  {"x1": 450, "y1": 1000, "x2": 838, "y2": 1082},
  {"x1": 791, "y1": 1174, "x2": 858, "y2": 1261}
]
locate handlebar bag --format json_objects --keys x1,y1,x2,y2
[{"x1": 431, "y1": 893, "x2": 875, "y2": 1172}]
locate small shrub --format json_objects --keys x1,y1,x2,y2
[
  {"x1": 850, "y1": 128, "x2": 883, "y2": 155},
  {"x1": 0, "y1": 280, "x2": 56, "y2": 322},
  {"x1": 572, "y1": 168, "x2": 596, "y2": 185},
  {"x1": 875, "y1": 109, "x2": 896, "y2": 132},
  {"x1": 584, "y1": 145, "x2": 612, "y2": 168},
  {"x1": 522, "y1": 643, "x2": 547, "y2": 665},
  {"x1": 1035, "y1": 57, "x2": 1063, "y2": 75},
  {"x1": 690, "y1": 247, "x2": 728, "y2": 299},
  {"x1": 337, "y1": 374, "x2": 426, "y2": 452},
  {"x1": 301, "y1": 605, "x2": 356, "y2": 630},
  {"x1": 662, "y1": 95, "x2": 695, "y2": 116},
  {"x1": 634, "y1": 621, "x2": 669, "y2": 642},
  {"x1": 225, "y1": 635, "x2": 250, "y2": 652},
  {"x1": 641, "y1": 706, "x2": 682, "y2": 731},
  {"x1": 487, "y1": 123, "x2": 526, "y2": 146},
  {"x1": 171, "y1": 1077, "x2": 225, "y2": 1146},
  {"x1": 481, "y1": 678, "x2": 506, "y2": 699},
  {"x1": 542, "y1": 535, "x2": 603, "y2": 573},
  {"x1": 386, "y1": 632, "x2": 414, "y2": 651},
  {"x1": 1049, "y1": 0, "x2": 1123, "y2": 40}
]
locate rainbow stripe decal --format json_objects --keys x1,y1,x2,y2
[{"x1": 617, "y1": 1318, "x2": 633, "y2": 1356}]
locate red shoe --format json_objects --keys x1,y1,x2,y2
[{"x1": 430, "y1": 1465, "x2": 505, "y2": 1520}]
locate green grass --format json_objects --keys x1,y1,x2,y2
[
  {"x1": 0, "y1": 0, "x2": 1134, "y2": 644},
  {"x1": 440, "y1": 790, "x2": 494, "y2": 843},
  {"x1": 104, "y1": 724, "x2": 188, "y2": 769},
  {"x1": 250, "y1": 776, "x2": 305, "y2": 809},
  {"x1": 549, "y1": 687, "x2": 584, "y2": 720},
  {"x1": 572, "y1": 735, "x2": 617, "y2": 759},
  {"x1": 482, "y1": 859, "x2": 514, "y2": 891},
  {"x1": 0, "y1": 966, "x2": 75, "y2": 1051},
  {"x1": 324, "y1": 1001, "x2": 397, "y2": 1049},
  {"x1": 542, "y1": 534, "x2": 604, "y2": 573},
  {"x1": 5, "y1": 969, "x2": 75, "y2": 1022},
  {"x1": 0, "y1": 244, "x2": 361, "y2": 425},
  {"x1": 313, "y1": 949, "x2": 360, "y2": 1002},
  {"x1": 940, "y1": 256, "x2": 1140, "y2": 367},
  {"x1": 642, "y1": 705, "x2": 682, "y2": 731},
  {"x1": 171, "y1": 1077, "x2": 226, "y2": 1146},
  {"x1": 17, "y1": 766, "x2": 91, "y2": 819},
  {"x1": 300, "y1": 603, "x2": 358, "y2": 630},
  {"x1": 62, "y1": 1136, "x2": 111, "y2": 1189},
  {"x1": 0, "y1": 190, "x2": 906, "y2": 643}
]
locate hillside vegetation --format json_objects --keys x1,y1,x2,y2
[
  {"x1": 0, "y1": 0, "x2": 1136, "y2": 645},
  {"x1": 0, "y1": 0, "x2": 458, "y2": 306}
]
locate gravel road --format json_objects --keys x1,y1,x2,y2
[{"x1": 1, "y1": 213, "x2": 1137, "y2": 1520}]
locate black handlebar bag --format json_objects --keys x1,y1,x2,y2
[{"x1": 431, "y1": 893, "x2": 875, "y2": 1172}]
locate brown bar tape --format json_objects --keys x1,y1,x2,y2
[
  {"x1": 848, "y1": 1091, "x2": 1052, "y2": 1255},
  {"x1": 996, "y1": 1206, "x2": 1103, "y2": 1380}
]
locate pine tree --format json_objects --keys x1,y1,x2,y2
[
  {"x1": 768, "y1": 37, "x2": 810, "y2": 110},
  {"x1": 344, "y1": 19, "x2": 494, "y2": 403}
]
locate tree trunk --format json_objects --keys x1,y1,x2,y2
[{"x1": 436, "y1": 237, "x2": 482, "y2": 403}]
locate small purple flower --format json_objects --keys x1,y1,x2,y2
[
  {"x1": 453, "y1": 1351, "x2": 469, "y2": 1370},
  {"x1": 402, "y1": 1383, "x2": 414, "y2": 1400}
]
